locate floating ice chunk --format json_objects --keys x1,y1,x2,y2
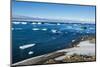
[
  {"x1": 28, "y1": 51, "x2": 34, "y2": 55},
  {"x1": 51, "y1": 29, "x2": 57, "y2": 33},
  {"x1": 32, "y1": 22, "x2": 36, "y2": 25},
  {"x1": 57, "y1": 23, "x2": 60, "y2": 25},
  {"x1": 72, "y1": 39, "x2": 75, "y2": 42},
  {"x1": 42, "y1": 28, "x2": 47, "y2": 31},
  {"x1": 73, "y1": 24, "x2": 78, "y2": 26},
  {"x1": 75, "y1": 27, "x2": 85, "y2": 31},
  {"x1": 90, "y1": 27, "x2": 94, "y2": 30},
  {"x1": 19, "y1": 44, "x2": 36, "y2": 50},
  {"x1": 21, "y1": 22, "x2": 27, "y2": 25},
  {"x1": 12, "y1": 28, "x2": 14, "y2": 30},
  {"x1": 13, "y1": 22, "x2": 20, "y2": 24},
  {"x1": 86, "y1": 31, "x2": 89, "y2": 33},
  {"x1": 32, "y1": 28, "x2": 39, "y2": 31},
  {"x1": 44, "y1": 23, "x2": 52, "y2": 25},
  {"x1": 38, "y1": 22, "x2": 42, "y2": 24}
]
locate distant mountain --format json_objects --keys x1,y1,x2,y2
[
  {"x1": 12, "y1": 15, "x2": 48, "y2": 20},
  {"x1": 12, "y1": 15, "x2": 95, "y2": 24},
  {"x1": 12, "y1": 15, "x2": 69, "y2": 22}
]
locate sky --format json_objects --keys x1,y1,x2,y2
[{"x1": 12, "y1": 0, "x2": 96, "y2": 22}]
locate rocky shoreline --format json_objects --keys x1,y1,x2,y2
[
  {"x1": 44, "y1": 54, "x2": 96, "y2": 64},
  {"x1": 44, "y1": 36, "x2": 96, "y2": 64}
]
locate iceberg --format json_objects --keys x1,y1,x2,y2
[
  {"x1": 32, "y1": 28, "x2": 39, "y2": 31},
  {"x1": 32, "y1": 22, "x2": 36, "y2": 25},
  {"x1": 38, "y1": 22, "x2": 42, "y2": 24},
  {"x1": 21, "y1": 22, "x2": 27, "y2": 25},
  {"x1": 51, "y1": 29, "x2": 57, "y2": 33},
  {"x1": 13, "y1": 22, "x2": 20, "y2": 24},
  {"x1": 57, "y1": 23, "x2": 61, "y2": 25},
  {"x1": 19, "y1": 44, "x2": 36, "y2": 50},
  {"x1": 42, "y1": 28, "x2": 47, "y2": 31},
  {"x1": 28, "y1": 51, "x2": 34, "y2": 55},
  {"x1": 12, "y1": 28, "x2": 14, "y2": 30}
]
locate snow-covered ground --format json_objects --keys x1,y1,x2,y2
[{"x1": 55, "y1": 40, "x2": 95, "y2": 60}]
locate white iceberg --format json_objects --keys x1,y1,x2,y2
[
  {"x1": 32, "y1": 28, "x2": 39, "y2": 31},
  {"x1": 51, "y1": 29, "x2": 57, "y2": 33},
  {"x1": 21, "y1": 22, "x2": 27, "y2": 25},
  {"x1": 57, "y1": 23, "x2": 61, "y2": 25},
  {"x1": 13, "y1": 22, "x2": 20, "y2": 24},
  {"x1": 42, "y1": 28, "x2": 47, "y2": 31},
  {"x1": 12, "y1": 28, "x2": 14, "y2": 30},
  {"x1": 37, "y1": 22, "x2": 42, "y2": 24},
  {"x1": 19, "y1": 44, "x2": 36, "y2": 50},
  {"x1": 28, "y1": 51, "x2": 34, "y2": 55},
  {"x1": 32, "y1": 22, "x2": 36, "y2": 25}
]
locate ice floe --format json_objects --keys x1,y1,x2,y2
[
  {"x1": 19, "y1": 44, "x2": 36, "y2": 50},
  {"x1": 28, "y1": 51, "x2": 34, "y2": 55},
  {"x1": 51, "y1": 29, "x2": 57, "y2": 33},
  {"x1": 12, "y1": 28, "x2": 23, "y2": 30},
  {"x1": 37, "y1": 22, "x2": 42, "y2": 24},
  {"x1": 13, "y1": 22, "x2": 20, "y2": 24},
  {"x1": 89, "y1": 27, "x2": 94, "y2": 30},
  {"x1": 73, "y1": 24, "x2": 78, "y2": 26},
  {"x1": 86, "y1": 31, "x2": 89, "y2": 33},
  {"x1": 32, "y1": 28, "x2": 39, "y2": 31},
  {"x1": 57, "y1": 23, "x2": 61, "y2": 25},
  {"x1": 21, "y1": 22, "x2": 27, "y2": 25},
  {"x1": 72, "y1": 39, "x2": 75, "y2": 42},
  {"x1": 12, "y1": 28, "x2": 14, "y2": 30},
  {"x1": 32, "y1": 22, "x2": 36, "y2": 25},
  {"x1": 42, "y1": 28, "x2": 47, "y2": 31}
]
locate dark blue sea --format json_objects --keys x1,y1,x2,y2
[{"x1": 12, "y1": 22, "x2": 95, "y2": 63}]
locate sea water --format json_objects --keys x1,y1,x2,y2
[{"x1": 12, "y1": 22, "x2": 95, "y2": 63}]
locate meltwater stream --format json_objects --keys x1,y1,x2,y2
[{"x1": 12, "y1": 22, "x2": 95, "y2": 63}]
